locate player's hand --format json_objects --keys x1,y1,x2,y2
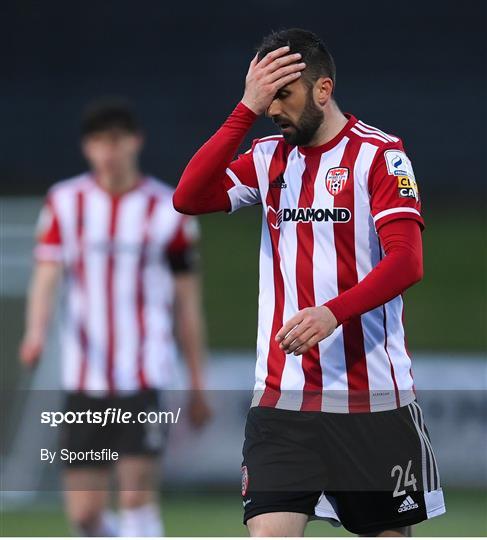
[
  {"x1": 187, "y1": 390, "x2": 212, "y2": 430},
  {"x1": 275, "y1": 306, "x2": 338, "y2": 356},
  {"x1": 19, "y1": 331, "x2": 44, "y2": 369},
  {"x1": 242, "y1": 46, "x2": 306, "y2": 115}
]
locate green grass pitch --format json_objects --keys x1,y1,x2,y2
[{"x1": 1, "y1": 490, "x2": 486, "y2": 536}]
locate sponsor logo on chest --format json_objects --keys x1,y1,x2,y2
[{"x1": 267, "y1": 206, "x2": 351, "y2": 229}]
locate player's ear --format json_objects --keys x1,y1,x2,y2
[
  {"x1": 80, "y1": 137, "x2": 90, "y2": 160},
  {"x1": 315, "y1": 77, "x2": 334, "y2": 107},
  {"x1": 134, "y1": 132, "x2": 145, "y2": 150}
]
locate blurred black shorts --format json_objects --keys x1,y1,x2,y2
[
  {"x1": 241, "y1": 402, "x2": 445, "y2": 534},
  {"x1": 60, "y1": 389, "x2": 168, "y2": 468}
]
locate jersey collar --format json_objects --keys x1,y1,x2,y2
[{"x1": 90, "y1": 174, "x2": 147, "y2": 198}]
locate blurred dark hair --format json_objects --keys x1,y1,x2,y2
[
  {"x1": 81, "y1": 98, "x2": 140, "y2": 137},
  {"x1": 257, "y1": 28, "x2": 336, "y2": 91}
]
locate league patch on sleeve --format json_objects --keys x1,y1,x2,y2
[
  {"x1": 384, "y1": 150, "x2": 416, "y2": 179},
  {"x1": 397, "y1": 176, "x2": 419, "y2": 200}
]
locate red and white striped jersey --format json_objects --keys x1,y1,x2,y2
[
  {"x1": 224, "y1": 114, "x2": 423, "y2": 413},
  {"x1": 35, "y1": 174, "x2": 198, "y2": 393}
]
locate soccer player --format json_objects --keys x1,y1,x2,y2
[
  {"x1": 19, "y1": 99, "x2": 211, "y2": 537},
  {"x1": 173, "y1": 29, "x2": 445, "y2": 537}
]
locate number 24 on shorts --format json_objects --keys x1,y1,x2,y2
[{"x1": 391, "y1": 460, "x2": 418, "y2": 497}]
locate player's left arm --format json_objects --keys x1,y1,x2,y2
[
  {"x1": 276, "y1": 141, "x2": 424, "y2": 355},
  {"x1": 168, "y1": 216, "x2": 212, "y2": 428}
]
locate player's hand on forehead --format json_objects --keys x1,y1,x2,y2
[
  {"x1": 256, "y1": 45, "x2": 299, "y2": 68},
  {"x1": 242, "y1": 46, "x2": 306, "y2": 115}
]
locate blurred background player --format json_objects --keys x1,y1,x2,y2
[{"x1": 19, "y1": 98, "x2": 211, "y2": 537}]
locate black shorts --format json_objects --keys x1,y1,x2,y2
[
  {"x1": 61, "y1": 389, "x2": 168, "y2": 468},
  {"x1": 241, "y1": 401, "x2": 445, "y2": 535}
]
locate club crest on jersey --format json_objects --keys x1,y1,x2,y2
[
  {"x1": 325, "y1": 167, "x2": 349, "y2": 196},
  {"x1": 241, "y1": 466, "x2": 249, "y2": 496}
]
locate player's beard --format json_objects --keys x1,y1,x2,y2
[{"x1": 277, "y1": 88, "x2": 324, "y2": 147}]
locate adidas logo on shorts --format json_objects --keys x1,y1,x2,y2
[{"x1": 398, "y1": 495, "x2": 419, "y2": 513}]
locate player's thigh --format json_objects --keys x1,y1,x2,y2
[
  {"x1": 116, "y1": 456, "x2": 159, "y2": 507},
  {"x1": 242, "y1": 407, "x2": 324, "y2": 527},
  {"x1": 63, "y1": 468, "x2": 111, "y2": 523},
  {"x1": 243, "y1": 407, "x2": 324, "y2": 493},
  {"x1": 247, "y1": 511, "x2": 308, "y2": 537},
  {"x1": 116, "y1": 455, "x2": 159, "y2": 490}
]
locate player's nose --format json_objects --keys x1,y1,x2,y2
[{"x1": 266, "y1": 99, "x2": 281, "y2": 118}]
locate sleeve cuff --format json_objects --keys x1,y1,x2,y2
[
  {"x1": 373, "y1": 207, "x2": 425, "y2": 231},
  {"x1": 236, "y1": 101, "x2": 259, "y2": 120}
]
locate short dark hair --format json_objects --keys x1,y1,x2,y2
[
  {"x1": 81, "y1": 98, "x2": 140, "y2": 137},
  {"x1": 257, "y1": 28, "x2": 336, "y2": 91}
]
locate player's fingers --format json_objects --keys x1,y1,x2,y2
[
  {"x1": 261, "y1": 53, "x2": 302, "y2": 77},
  {"x1": 278, "y1": 313, "x2": 314, "y2": 348},
  {"x1": 283, "y1": 327, "x2": 317, "y2": 354},
  {"x1": 276, "y1": 322, "x2": 295, "y2": 342},
  {"x1": 256, "y1": 45, "x2": 291, "y2": 68},
  {"x1": 279, "y1": 316, "x2": 316, "y2": 350},
  {"x1": 293, "y1": 333, "x2": 321, "y2": 356},
  {"x1": 276, "y1": 313, "x2": 304, "y2": 342},
  {"x1": 248, "y1": 53, "x2": 259, "y2": 71},
  {"x1": 279, "y1": 324, "x2": 307, "y2": 350},
  {"x1": 264, "y1": 62, "x2": 306, "y2": 84},
  {"x1": 271, "y1": 70, "x2": 303, "y2": 92},
  {"x1": 278, "y1": 326, "x2": 299, "y2": 348}
]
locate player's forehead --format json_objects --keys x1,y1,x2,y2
[
  {"x1": 280, "y1": 78, "x2": 307, "y2": 95},
  {"x1": 84, "y1": 127, "x2": 138, "y2": 142}
]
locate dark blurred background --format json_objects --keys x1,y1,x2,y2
[{"x1": 2, "y1": 0, "x2": 486, "y2": 205}]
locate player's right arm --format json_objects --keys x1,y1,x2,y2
[
  {"x1": 20, "y1": 262, "x2": 62, "y2": 368},
  {"x1": 173, "y1": 46, "x2": 305, "y2": 215},
  {"x1": 19, "y1": 197, "x2": 63, "y2": 368}
]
